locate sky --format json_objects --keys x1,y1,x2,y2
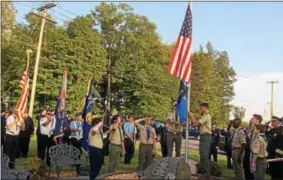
[{"x1": 14, "y1": 1, "x2": 283, "y2": 121}]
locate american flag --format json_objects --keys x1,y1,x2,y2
[
  {"x1": 168, "y1": 3, "x2": 192, "y2": 84},
  {"x1": 15, "y1": 71, "x2": 30, "y2": 123}
]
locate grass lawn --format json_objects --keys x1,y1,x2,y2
[{"x1": 15, "y1": 137, "x2": 270, "y2": 179}]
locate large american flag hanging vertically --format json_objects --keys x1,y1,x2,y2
[
  {"x1": 15, "y1": 71, "x2": 30, "y2": 124},
  {"x1": 168, "y1": 3, "x2": 193, "y2": 84}
]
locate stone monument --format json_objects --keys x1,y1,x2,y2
[{"x1": 141, "y1": 157, "x2": 192, "y2": 180}]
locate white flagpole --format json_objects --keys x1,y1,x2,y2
[
  {"x1": 185, "y1": 87, "x2": 191, "y2": 163},
  {"x1": 185, "y1": 1, "x2": 192, "y2": 164}
]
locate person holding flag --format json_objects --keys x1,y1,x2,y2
[
  {"x1": 5, "y1": 51, "x2": 31, "y2": 169},
  {"x1": 5, "y1": 107, "x2": 24, "y2": 169}
]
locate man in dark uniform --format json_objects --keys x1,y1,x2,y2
[
  {"x1": 160, "y1": 120, "x2": 169, "y2": 157},
  {"x1": 1, "y1": 111, "x2": 9, "y2": 150},
  {"x1": 266, "y1": 116, "x2": 283, "y2": 180},
  {"x1": 221, "y1": 120, "x2": 233, "y2": 169},
  {"x1": 17, "y1": 111, "x2": 34, "y2": 158},
  {"x1": 209, "y1": 122, "x2": 220, "y2": 162}
]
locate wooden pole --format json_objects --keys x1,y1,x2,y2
[
  {"x1": 266, "y1": 81, "x2": 278, "y2": 120},
  {"x1": 28, "y1": 2, "x2": 56, "y2": 117},
  {"x1": 28, "y1": 9, "x2": 47, "y2": 117}
]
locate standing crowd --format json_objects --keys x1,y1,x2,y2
[{"x1": 1, "y1": 102, "x2": 283, "y2": 180}]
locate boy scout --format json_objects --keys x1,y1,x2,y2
[
  {"x1": 251, "y1": 124, "x2": 268, "y2": 180},
  {"x1": 231, "y1": 118, "x2": 246, "y2": 180},
  {"x1": 189, "y1": 103, "x2": 212, "y2": 177},
  {"x1": 108, "y1": 115, "x2": 125, "y2": 173},
  {"x1": 135, "y1": 117, "x2": 156, "y2": 172},
  {"x1": 167, "y1": 103, "x2": 184, "y2": 157}
]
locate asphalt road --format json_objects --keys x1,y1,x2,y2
[{"x1": 182, "y1": 137, "x2": 226, "y2": 155}]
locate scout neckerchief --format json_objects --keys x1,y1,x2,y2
[
  {"x1": 146, "y1": 126, "x2": 151, "y2": 141},
  {"x1": 99, "y1": 128, "x2": 104, "y2": 144}
]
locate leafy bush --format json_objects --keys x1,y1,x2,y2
[
  {"x1": 27, "y1": 157, "x2": 48, "y2": 179},
  {"x1": 196, "y1": 161, "x2": 223, "y2": 177}
]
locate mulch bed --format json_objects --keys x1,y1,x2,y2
[{"x1": 97, "y1": 171, "x2": 228, "y2": 180}]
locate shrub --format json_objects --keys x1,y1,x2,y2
[
  {"x1": 27, "y1": 157, "x2": 48, "y2": 179},
  {"x1": 196, "y1": 161, "x2": 223, "y2": 177}
]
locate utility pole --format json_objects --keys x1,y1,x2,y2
[
  {"x1": 28, "y1": 2, "x2": 56, "y2": 117},
  {"x1": 266, "y1": 81, "x2": 279, "y2": 120}
]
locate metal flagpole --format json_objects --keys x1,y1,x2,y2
[
  {"x1": 185, "y1": 86, "x2": 191, "y2": 163},
  {"x1": 185, "y1": 1, "x2": 192, "y2": 164}
]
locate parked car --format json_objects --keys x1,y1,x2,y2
[{"x1": 182, "y1": 126, "x2": 199, "y2": 139}]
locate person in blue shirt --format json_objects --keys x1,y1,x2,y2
[
  {"x1": 123, "y1": 116, "x2": 136, "y2": 164},
  {"x1": 70, "y1": 112, "x2": 83, "y2": 176}
]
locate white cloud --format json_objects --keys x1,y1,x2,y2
[{"x1": 231, "y1": 73, "x2": 283, "y2": 122}]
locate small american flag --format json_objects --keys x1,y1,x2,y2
[
  {"x1": 15, "y1": 71, "x2": 30, "y2": 123},
  {"x1": 168, "y1": 3, "x2": 193, "y2": 84}
]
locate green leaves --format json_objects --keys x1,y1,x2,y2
[{"x1": 2, "y1": 2, "x2": 236, "y2": 121}]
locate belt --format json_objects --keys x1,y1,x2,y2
[
  {"x1": 232, "y1": 147, "x2": 241, "y2": 150},
  {"x1": 257, "y1": 157, "x2": 266, "y2": 160},
  {"x1": 140, "y1": 143, "x2": 153, "y2": 146},
  {"x1": 200, "y1": 133, "x2": 211, "y2": 136},
  {"x1": 168, "y1": 131, "x2": 182, "y2": 135},
  {"x1": 110, "y1": 143, "x2": 121, "y2": 147},
  {"x1": 6, "y1": 133, "x2": 19, "y2": 136}
]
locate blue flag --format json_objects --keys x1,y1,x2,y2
[
  {"x1": 54, "y1": 70, "x2": 67, "y2": 143},
  {"x1": 176, "y1": 80, "x2": 189, "y2": 123},
  {"x1": 82, "y1": 80, "x2": 94, "y2": 151}
]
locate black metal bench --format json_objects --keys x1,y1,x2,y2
[
  {"x1": 1, "y1": 153, "x2": 30, "y2": 180},
  {"x1": 48, "y1": 144, "x2": 81, "y2": 178}
]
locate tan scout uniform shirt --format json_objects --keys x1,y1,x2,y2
[
  {"x1": 250, "y1": 124, "x2": 259, "y2": 148},
  {"x1": 88, "y1": 129, "x2": 103, "y2": 149},
  {"x1": 167, "y1": 111, "x2": 183, "y2": 133},
  {"x1": 109, "y1": 124, "x2": 124, "y2": 145},
  {"x1": 198, "y1": 112, "x2": 212, "y2": 135},
  {"x1": 137, "y1": 124, "x2": 156, "y2": 145},
  {"x1": 252, "y1": 133, "x2": 268, "y2": 159},
  {"x1": 232, "y1": 127, "x2": 246, "y2": 149}
]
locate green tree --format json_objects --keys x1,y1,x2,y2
[
  {"x1": 233, "y1": 106, "x2": 246, "y2": 120},
  {"x1": 92, "y1": 2, "x2": 178, "y2": 119}
]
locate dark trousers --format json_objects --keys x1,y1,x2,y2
[
  {"x1": 167, "y1": 132, "x2": 182, "y2": 157},
  {"x1": 70, "y1": 138, "x2": 82, "y2": 175},
  {"x1": 37, "y1": 134, "x2": 55, "y2": 166},
  {"x1": 124, "y1": 138, "x2": 135, "y2": 164},
  {"x1": 17, "y1": 136, "x2": 31, "y2": 158},
  {"x1": 4, "y1": 134, "x2": 19, "y2": 169},
  {"x1": 89, "y1": 146, "x2": 103, "y2": 180},
  {"x1": 209, "y1": 145, "x2": 218, "y2": 162},
  {"x1": 269, "y1": 161, "x2": 283, "y2": 180},
  {"x1": 243, "y1": 152, "x2": 254, "y2": 180},
  {"x1": 1, "y1": 136, "x2": 5, "y2": 150},
  {"x1": 137, "y1": 144, "x2": 153, "y2": 171},
  {"x1": 63, "y1": 136, "x2": 70, "y2": 145},
  {"x1": 226, "y1": 149, "x2": 232, "y2": 169},
  {"x1": 161, "y1": 144, "x2": 168, "y2": 158}
]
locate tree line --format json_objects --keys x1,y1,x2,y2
[{"x1": 1, "y1": 2, "x2": 240, "y2": 125}]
